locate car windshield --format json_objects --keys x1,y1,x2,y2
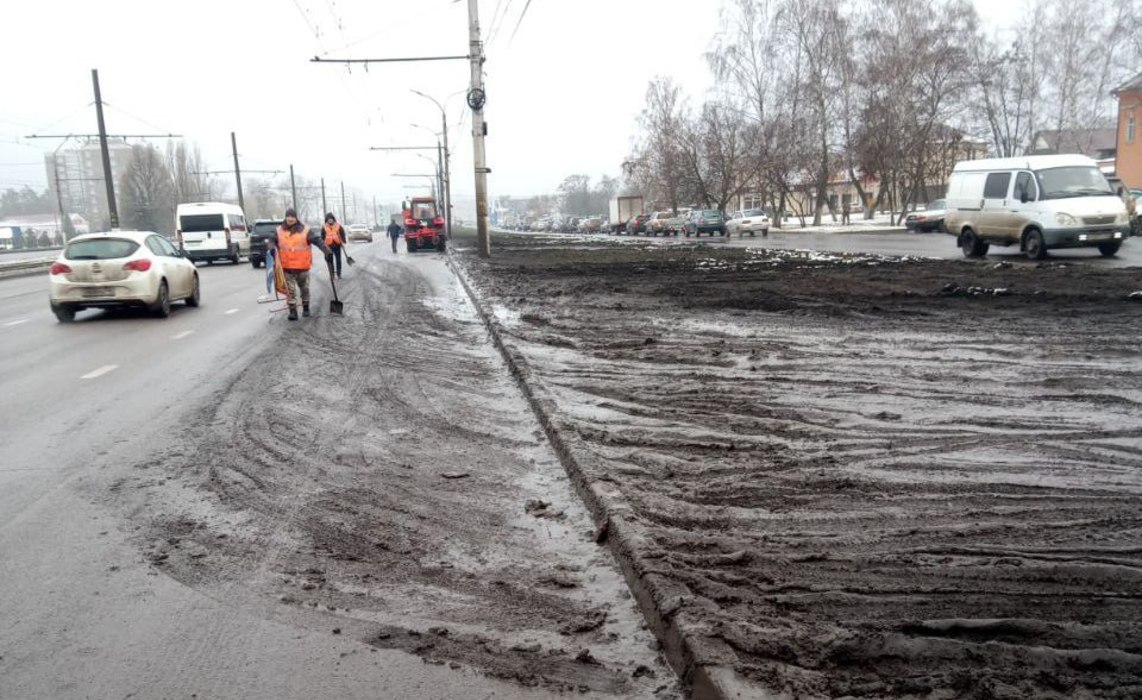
[
  {"x1": 743, "y1": 209, "x2": 764, "y2": 217},
  {"x1": 701, "y1": 210, "x2": 721, "y2": 218},
  {"x1": 252, "y1": 222, "x2": 278, "y2": 234},
  {"x1": 928, "y1": 200, "x2": 945, "y2": 210},
  {"x1": 1036, "y1": 167, "x2": 1114, "y2": 200},
  {"x1": 180, "y1": 214, "x2": 225, "y2": 232},
  {"x1": 65, "y1": 238, "x2": 140, "y2": 260}
]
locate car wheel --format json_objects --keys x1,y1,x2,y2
[
  {"x1": 52, "y1": 304, "x2": 76, "y2": 323},
  {"x1": 1024, "y1": 229, "x2": 1047, "y2": 260},
  {"x1": 1098, "y1": 242, "x2": 1121, "y2": 257},
  {"x1": 152, "y1": 280, "x2": 171, "y2": 318},
  {"x1": 185, "y1": 274, "x2": 200, "y2": 307},
  {"x1": 206, "y1": 259, "x2": 214, "y2": 266},
  {"x1": 230, "y1": 247, "x2": 240, "y2": 265}
]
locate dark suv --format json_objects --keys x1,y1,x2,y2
[
  {"x1": 249, "y1": 220, "x2": 280, "y2": 268},
  {"x1": 683, "y1": 209, "x2": 727, "y2": 237}
]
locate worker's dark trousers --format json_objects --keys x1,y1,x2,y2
[{"x1": 329, "y1": 244, "x2": 343, "y2": 277}]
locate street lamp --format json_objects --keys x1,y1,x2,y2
[{"x1": 410, "y1": 89, "x2": 463, "y2": 240}]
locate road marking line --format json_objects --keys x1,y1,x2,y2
[
  {"x1": 3, "y1": 319, "x2": 27, "y2": 327},
  {"x1": 172, "y1": 330, "x2": 195, "y2": 340},
  {"x1": 225, "y1": 308, "x2": 239, "y2": 315},
  {"x1": 81, "y1": 364, "x2": 119, "y2": 380}
]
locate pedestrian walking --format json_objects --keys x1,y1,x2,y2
[
  {"x1": 323, "y1": 213, "x2": 348, "y2": 279},
  {"x1": 842, "y1": 202, "x2": 851, "y2": 225},
  {"x1": 387, "y1": 219, "x2": 403, "y2": 253},
  {"x1": 269, "y1": 208, "x2": 332, "y2": 321}
]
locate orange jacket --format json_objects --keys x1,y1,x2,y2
[
  {"x1": 277, "y1": 225, "x2": 312, "y2": 271},
  {"x1": 324, "y1": 223, "x2": 344, "y2": 247}
]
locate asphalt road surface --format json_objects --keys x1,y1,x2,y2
[{"x1": 0, "y1": 247, "x2": 673, "y2": 699}]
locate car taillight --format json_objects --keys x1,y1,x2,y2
[
  {"x1": 123, "y1": 259, "x2": 152, "y2": 272},
  {"x1": 50, "y1": 262, "x2": 72, "y2": 275},
  {"x1": 225, "y1": 227, "x2": 232, "y2": 247}
]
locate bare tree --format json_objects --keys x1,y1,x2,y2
[
  {"x1": 120, "y1": 144, "x2": 175, "y2": 235},
  {"x1": 167, "y1": 141, "x2": 217, "y2": 204}
]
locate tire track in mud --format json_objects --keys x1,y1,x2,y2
[
  {"x1": 98, "y1": 250, "x2": 678, "y2": 697},
  {"x1": 455, "y1": 239, "x2": 1142, "y2": 699}
]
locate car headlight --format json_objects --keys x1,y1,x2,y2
[
  {"x1": 1116, "y1": 211, "x2": 1129, "y2": 225},
  {"x1": 1055, "y1": 213, "x2": 1078, "y2": 226}
]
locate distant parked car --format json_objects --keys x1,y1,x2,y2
[
  {"x1": 347, "y1": 223, "x2": 373, "y2": 242},
  {"x1": 726, "y1": 209, "x2": 771, "y2": 237},
  {"x1": 683, "y1": 209, "x2": 727, "y2": 237},
  {"x1": 625, "y1": 213, "x2": 651, "y2": 235},
  {"x1": 49, "y1": 230, "x2": 200, "y2": 322},
  {"x1": 904, "y1": 199, "x2": 946, "y2": 233},
  {"x1": 646, "y1": 211, "x2": 676, "y2": 236}
]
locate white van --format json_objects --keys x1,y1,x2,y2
[
  {"x1": 944, "y1": 155, "x2": 1130, "y2": 260},
  {"x1": 175, "y1": 202, "x2": 249, "y2": 264}
]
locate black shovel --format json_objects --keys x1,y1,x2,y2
[{"x1": 326, "y1": 258, "x2": 344, "y2": 315}]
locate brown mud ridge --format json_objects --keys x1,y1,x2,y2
[
  {"x1": 99, "y1": 256, "x2": 676, "y2": 698},
  {"x1": 458, "y1": 237, "x2": 1142, "y2": 699}
]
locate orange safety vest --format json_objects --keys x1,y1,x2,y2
[
  {"x1": 324, "y1": 223, "x2": 343, "y2": 247},
  {"x1": 277, "y1": 226, "x2": 312, "y2": 271}
]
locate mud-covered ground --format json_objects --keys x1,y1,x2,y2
[
  {"x1": 93, "y1": 252, "x2": 677, "y2": 698},
  {"x1": 457, "y1": 234, "x2": 1142, "y2": 699}
]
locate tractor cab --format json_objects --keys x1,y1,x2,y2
[{"x1": 403, "y1": 196, "x2": 447, "y2": 252}]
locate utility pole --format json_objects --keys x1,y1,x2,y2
[
  {"x1": 340, "y1": 181, "x2": 347, "y2": 221},
  {"x1": 436, "y1": 140, "x2": 445, "y2": 224},
  {"x1": 467, "y1": 0, "x2": 490, "y2": 257},
  {"x1": 92, "y1": 69, "x2": 119, "y2": 229},
  {"x1": 289, "y1": 164, "x2": 297, "y2": 211},
  {"x1": 441, "y1": 111, "x2": 453, "y2": 240},
  {"x1": 53, "y1": 160, "x2": 66, "y2": 240},
  {"x1": 321, "y1": 177, "x2": 327, "y2": 217},
  {"x1": 352, "y1": 192, "x2": 358, "y2": 224},
  {"x1": 372, "y1": 196, "x2": 378, "y2": 226},
  {"x1": 231, "y1": 132, "x2": 244, "y2": 213}
]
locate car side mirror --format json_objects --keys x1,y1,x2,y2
[{"x1": 1020, "y1": 190, "x2": 1031, "y2": 204}]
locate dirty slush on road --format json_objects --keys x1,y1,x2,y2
[
  {"x1": 95, "y1": 254, "x2": 677, "y2": 698},
  {"x1": 455, "y1": 234, "x2": 1142, "y2": 699}
]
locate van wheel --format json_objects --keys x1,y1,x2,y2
[
  {"x1": 1024, "y1": 229, "x2": 1048, "y2": 260},
  {"x1": 960, "y1": 230, "x2": 988, "y2": 258},
  {"x1": 230, "y1": 247, "x2": 240, "y2": 265},
  {"x1": 1098, "y1": 242, "x2": 1121, "y2": 257}
]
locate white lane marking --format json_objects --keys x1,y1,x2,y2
[
  {"x1": 225, "y1": 308, "x2": 240, "y2": 315},
  {"x1": 3, "y1": 319, "x2": 28, "y2": 327},
  {"x1": 172, "y1": 330, "x2": 195, "y2": 340},
  {"x1": 81, "y1": 364, "x2": 119, "y2": 380}
]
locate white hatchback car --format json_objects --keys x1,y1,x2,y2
[{"x1": 49, "y1": 231, "x2": 200, "y2": 322}]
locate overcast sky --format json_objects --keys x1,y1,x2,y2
[{"x1": 0, "y1": 1, "x2": 1018, "y2": 213}]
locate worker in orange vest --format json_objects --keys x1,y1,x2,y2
[
  {"x1": 270, "y1": 208, "x2": 332, "y2": 321},
  {"x1": 323, "y1": 213, "x2": 348, "y2": 279}
]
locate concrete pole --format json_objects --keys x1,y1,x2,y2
[
  {"x1": 468, "y1": 0, "x2": 490, "y2": 257},
  {"x1": 442, "y1": 110, "x2": 453, "y2": 240},
  {"x1": 231, "y1": 132, "x2": 245, "y2": 213},
  {"x1": 92, "y1": 70, "x2": 119, "y2": 229},
  {"x1": 289, "y1": 164, "x2": 298, "y2": 212},
  {"x1": 321, "y1": 177, "x2": 328, "y2": 217}
]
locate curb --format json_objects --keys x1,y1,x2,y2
[{"x1": 445, "y1": 252, "x2": 758, "y2": 700}]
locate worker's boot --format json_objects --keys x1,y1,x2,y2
[
  {"x1": 302, "y1": 304, "x2": 311, "y2": 318},
  {"x1": 288, "y1": 307, "x2": 299, "y2": 321}
]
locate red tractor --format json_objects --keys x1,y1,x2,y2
[{"x1": 403, "y1": 197, "x2": 447, "y2": 252}]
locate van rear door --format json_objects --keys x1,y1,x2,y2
[{"x1": 179, "y1": 213, "x2": 227, "y2": 253}]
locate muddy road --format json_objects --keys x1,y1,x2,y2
[
  {"x1": 456, "y1": 234, "x2": 1142, "y2": 699},
  {"x1": 0, "y1": 246, "x2": 675, "y2": 699}
]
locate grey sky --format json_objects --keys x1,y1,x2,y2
[{"x1": 0, "y1": 0, "x2": 1018, "y2": 212}]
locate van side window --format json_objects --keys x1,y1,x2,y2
[
  {"x1": 983, "y1": 172, "x2": 1012, "y2": 199},
  {"x1": 231, "y1": 215, "x2": 247, "y2": 232},
  {"x1": 1013, "y1": 172, "x2": 1037, "y2": 201}
]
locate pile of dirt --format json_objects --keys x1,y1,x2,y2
[
  {"x1": 99, "y1": 254, "x2": 676, "y2": 698},
  {"x1": 458, "y1": 236, "x2": 1142, "y2": 698}
]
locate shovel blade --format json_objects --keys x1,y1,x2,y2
[{"x1": 329, "y1": 300, "x2": 345, "y2": 315}]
